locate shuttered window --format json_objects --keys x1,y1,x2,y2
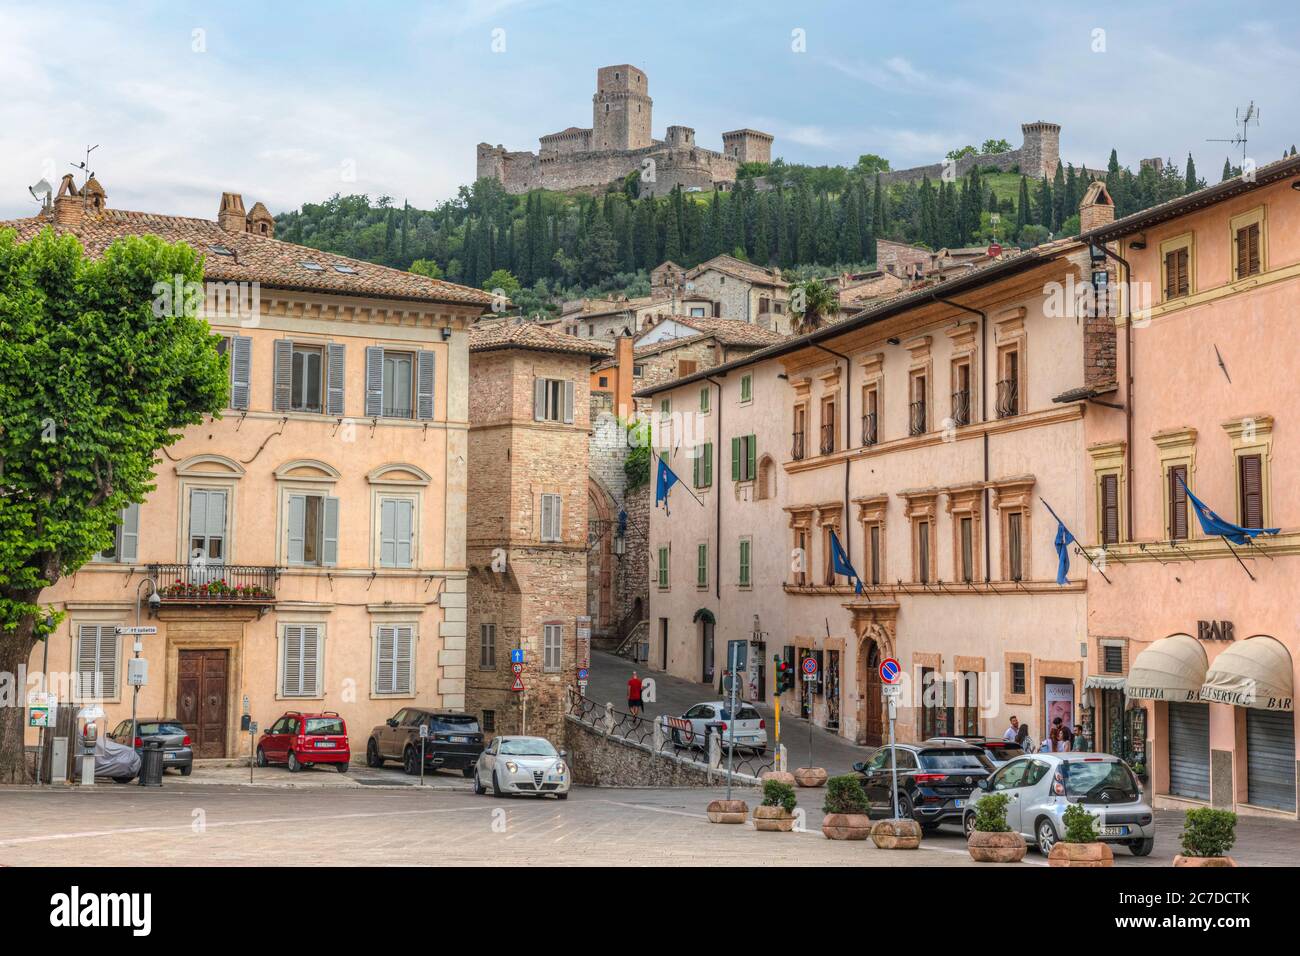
[
  {"x1": 693, "y1": 441, "x2": 713, "y2": 489},
  {"x1": 1103, "y1": 644, "x2": 1124, "y2": 674},
  {"x1": 917, "y1": 520, "x2": 931, "y2": 584},
  {"x1": 374, "y1": 625, "x2": 414, "y2": 695},
  {"x1": 75, "y1": 624, "x2": 119, "y2": 700},
  {"x1": 543, "y1": 623, "x2": 563, "y2": 672},
  {"x1": 281, "y1": 625, "x2": 321, "y2": 697},
  {"x1": 868, "y1": 524, "x2": 881, "y2": 586},
  {"x1": 738, "y1": 538, "x2": 751, "y2": 588},
  {"x1": 226, "y1": 334, "x2": 252, "y2": 410},
  {"x1": 657, "y1": 546, "x2": 670, "y2": 589},
  {"x1": 1168, "y1": 465, "x2": 1189, "y2": 541},
  {"x1": 379, "y1": 498, "x2": 415, "y2": 567},
  {"x1": 697, "y1": 542, "x2": 709, "y2": 588},
  {"x1": 480, "y1": 624, "x2": 497, "y2": 669},
  {"x1": 1007, "y1": 512, "x2": 1023, "y2": 581},
  {"x1": 1235, "y1": 222, "x2": 1261, "y2": 279},
  {"x1": 287, "y1": 494, "x2": 339, "y2": 566},
  {"x1": 533, "y1": 378, "x2": 574, "y2": 423},
  {"x1": 740, "y1": 374, "x2": 753, "y2": 403},
  {"x1": 1100, "y1": 474, "x2": 1120, "y2": 546},
  {"x1": 366, "y1": 347, "x2": 434, "y2": 419},
  {"x1": 960, "y1": 516, "x2": 974, "y2": 583},
  {"x1": 99, "y1": 503, "x2": 141, "y2": 563},
  {"x1": 540, "y1": 494, "x2": 563, "y2": 542},
  {"x1": 730, "y1": 434, "x2": 757, "y2": 482},
  {"x1": 1164, "y1": 247, "x2": 1190, "y2": 299},
  {"x1": 1239, "y1": 453, "x2": 1264, "y2": 528},
  {"x1": 699, "y1": 386, "x2": 710, "y2": 413}
]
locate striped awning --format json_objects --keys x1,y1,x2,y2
[
  {"x1": 1200, "y1": 635, "x2": 1294, "y2": 712},
  {"x1": 1084, "y1": 674, "x2": 1127, "y2": 690},
  {"x1": 1125, "y1": 633, "x2": 1207, "y2": 702}
]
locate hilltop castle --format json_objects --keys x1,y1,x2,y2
[{"x1": 477, "y1": 65, "x2": 772, "y2": 197}]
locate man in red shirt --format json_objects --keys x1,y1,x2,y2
[{"x1": 627, "y1": 671, "x2": 643, "y2": 716}]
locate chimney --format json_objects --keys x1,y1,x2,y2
[
  {"x1": 1079, "y1": 180, "x2": 1115, "y2": 233},
  {"x1": 615, "y1": 334, "x2": 635, "y2": 418},
  {"x1": 82, "y1": 176, "x2": 107, "y2": 214},
  {"x1": 246, "y1": 201, "x2": 274, "y2": 238},
  {"x1": 218, "y1": 192, "x2": 247, "y2": 232},
  {"x1": 53, "y1": 174, "x2": 83, "y2": 228}
]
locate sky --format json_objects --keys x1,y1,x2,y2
[{"x1": 1, "y1": 0, "x2": 1298, "y2": 220}]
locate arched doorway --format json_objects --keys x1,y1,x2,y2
[
  {"x1": 694, "y1": 608, "x2": 716, "y2": 685},
  {"x1": 861, "y1": 641, "x2": 883, "y2": 746}
]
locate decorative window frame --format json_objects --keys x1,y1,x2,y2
[
  {"x1": 817, "y1": 503, "x2": 844, "y2": 587},
  {"x1": 854, "y1": 494, "x2": 888, "y2": 587},
  {"x1": 273, "y1": 459, "x2": 341, "y2": 567},
  {"x1": 174, "y1": 455, "x2": 244, "y2": 564},
  {"x1": 1004, "y1": 651, "x2": 1032, "y2": 706},
  {"x1": 994, "y1": 307, "x2": 1027, "y2": 417},
  {"x1": 70, "y1": 614, "x2": 129, "y2": 704},
  {"x1": 818, "y1": 365, "x2": 841, "y2": 455},
  {"x1": 277, "y1": 619, "x2": 327, "y2": 700},
  {"x1": 370, "y1": 620, "x2": 419, "y2": 699},
  {"x1": 786, "y1": 506, "x2": 816, "y2": 586},
  {"x1": 1229, "y1": 205, "x2": 1267, "y2": 281},
  {"x1": 905, "y1": 336, "x2": 933, "y2": 435},
  {"x1": 1088, "y1": 441, "x2": 1127, "y2": 547},
  {"x1": 1222, "y1": 414, "x2": 1274, "y2": 527},
  {"x1": 945, "y1": 483, "x2": 983, "y2": 584},
  {"x1": 1152, "y1": 427, "x2": 1197, "y2": 541},
  {"x1": 989, "y1": 476, "x2": 1035, "y2": 582},
  {"x1": 946, "y1": 321, "x2": 978, "y2": 427},
  {"x1": 1097, "y1": 637, "x2": 1129, "y2": 676},
  {"x1": 901, "y1": 490, "x2": 939, "y2": 584},
  {"x1": 1159, "y1": 231, "x2": 1195, "y2": 302},
  {"x1": 860, "y1": 351, "x2": 884, "y2": 444}
]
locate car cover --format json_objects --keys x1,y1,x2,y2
[{"x1": 75, "y1": 735, "x2": 142, "y2": 779}]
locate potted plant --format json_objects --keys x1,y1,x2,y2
[
  {"x1": 793, "y1": 766, "x2": 828, "y2": 788},
  {"x1": 1174, "y1": 808, "x2": 1238, "y2": 867},
  {"x1": 753, "y1": 778, "x2": 797, "y2": 831},
  {"x1": 1048, "y1": 803, "x2": 1113, "y2": 867},
  {"x1": 706, "y1": 799, "x2": 749, "y2": 824},
  {"x1": 821, "y1": 774, "x2": 872, "y2": 840},
  {"x1": 966, "y1": 793, "x2": 1026, "y2": 862}
]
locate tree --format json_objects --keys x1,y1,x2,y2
[
  {"x1": 0, "y1": 228, "x2": 228, "y2": 781},
  {"x1": 1184, "y1": 153, "x2": 1200, "y2": 194},
  {"x1": 482, "y1": 268, "x2": 521, "y2": 300},
  {"x1": 980, "y1": 138, "x2": 1013, "y2": 154},
  {"x1": 790, "y1": 278, "x2": 838, "y2": 334},
  {"x1": 408, "y1": 258, "x2": 442, "y2": 279},
  {"x1": 854, "y1": 154, "x2": 891, "y2": 176},
  {"x1": 947, "y1": 145, "x2": 977, "y2": 161},
  {"x1": 1221, "y1": 157, "x2": 1234, "y2": 182}
]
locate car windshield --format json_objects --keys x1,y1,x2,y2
[
  {"x1": 720, "y1": 706, "x2": 761, "y2": 721},
  {"x1": 137, "y1": 722, "x2": 186, "y2": 736},
  {"x1": 305, "y1": 718, "x2": 345, "y2": 736},
  {"x1": 1063, "y1": 760, "x2": 1138, "y2": 801},
  {"x1": 986, "y1": 744, "x2": 1025, "y2": 760},
  {"x1": 427, "y1": 717, "x2": 479, "y2": 733},
  {"x1": 918, "y1": 750, "x2": 994, "y2": 771},
  {"x1": 498, "y1": 738, "x2": 557, "y2": 757}
]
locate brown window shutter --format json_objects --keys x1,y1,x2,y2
[
  {"x1": 1176, "y1": 248, "x2": 1189, "y2": 296},
  {"x1": 1164, "y1": 252, "x2": 1176, "y2": 300},
  {"x1": 1169, "y1": 465, "x2": 1188, "y2": 540},
  {"x1": 1239, "y1": 454, "x2": 1264, "y2": 528},
  {"x1": 1247, "y1": 223, "x2": 1261, "y2": 276},
  {"x1": 678, "y1": 359, "x2": 697, "y2": 377},
  {"x1": 1236, "y1": 227, "x2": 1249, "y2": 279},
  {"x1": 1101, "y1": 474, "x2": 1119, "y2": 545}
]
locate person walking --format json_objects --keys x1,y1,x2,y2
[
  {"x1": 627, "y1": 670, "x2": 644, "y2": 717},
  {"x1": 1014, "y1": 722, "x2": 1034, "y2": 753}
]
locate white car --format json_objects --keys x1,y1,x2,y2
[
  {"x1": 473, "y1": 735, "x2": 570, "y2": 799},
  {"x1": 669, "y1": 701, "x2": 768, "y2": 754}
]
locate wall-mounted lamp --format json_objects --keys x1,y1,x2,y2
[{"x1": 886, "y1": 337, "x2": 900, "y2": 346}]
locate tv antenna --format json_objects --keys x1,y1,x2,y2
[
  {"x1": 70, "y1": 143, "x2": 99, "y2": 186},
  {"x1": 1207, "y1": 102, "x2": 1258, "y2": 166}
]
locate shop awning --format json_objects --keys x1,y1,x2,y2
[
  {"x1": 1124, "y1": 633, "x2": 1207, "y2": 702},
  {"x1": 1084, "y1": 675, "x2": 1127, "y2": 690},
  {"x1": 1200, "y1": 636, "x2": 1294, "y2": 712}
]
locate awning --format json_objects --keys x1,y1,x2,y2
[
  {"x1": 692, "y1": 608, "x2": 716, "y2": 625},
  {"x1": 1084, "y1": 675, "x2": 1127, "y2": 691},
  {"x1": 1124, "y1": 633, "x2": 1207, "y2": 702},
  {"x1": 1200, "y1": 635, "x2": 1294, "y2": 712}
]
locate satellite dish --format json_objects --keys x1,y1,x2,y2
[{"x1": 28, "y1": 178, "x2": 52, "y2": 204}]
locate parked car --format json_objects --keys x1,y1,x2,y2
[
  {"x1": 108, "y1": 718, "x2": 194, "y2": 775},
  {"x1": 963, "y1": 752, "x2": 1155, "y2": 856},
  {"x1": 669, "y1": 701, "x2": 768, "y2": 754},
  {"x1": 926, "y1": 735, "x2": 1026, "y2": 767},
  {"x1": 256, "y1": 711, "x2": 350, "y2": 772},
  {"x1": 366, "y1": 708, "x2": 484, "y2": 776},
  {"x1": 852, "y1": 741, "x2": 995, "y2": 830},
  {"x1": 74, "y1": 734, "x2": 142, "y2": 783},
  {"x1": 473, "y1": 735, "x2": 570, "y2": 798}
]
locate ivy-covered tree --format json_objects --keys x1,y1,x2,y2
[{"x1": 0, "y1": 228, "x2": 229, "y2": 782}]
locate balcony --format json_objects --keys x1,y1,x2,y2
[
  {"x1": 996, "y1": 378, "x2": 1019, "y2": 418},
  {"x1": 862, "y1": 411, "x2": 878, "y2": 447},
  {"x1": 909, "y1": 400, "x2": 927, "y2": 436},
  {"x1": 820, "y1": 422, "x2": 836, "y2": 456},
  {"x1": 152, "y1": 564, "x2": 278, "y2": 606},
  {"x1": 791, "y1": 430, "x2": 805, "y2": 461},
  {"x1": 951, "y1": 389, "x2": 971, "y2": 427}
]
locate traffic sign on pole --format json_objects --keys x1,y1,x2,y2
[
  {"x1": 510, "y1": 648, "x2": 524, "y2": 665},
  {"x1": 802, "y1": 656, "x2": 818, "y2": 677},
  {"x1": 511, "y1": 675, "x2": 525, "y2": 692},
  {"x1": 880, "y1": 657, "x2": 901, "y2": 684},
  {"x1": 511, "y1": 662, "x2": 523, "y2": 675}
]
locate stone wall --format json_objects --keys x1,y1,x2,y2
[{"x1": 563, "y1": 713, "x2": 760, "y2": 788}]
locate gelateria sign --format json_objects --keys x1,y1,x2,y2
[{"x1": 1124, "y1": 632, "x2": 1295, "y2": 711}]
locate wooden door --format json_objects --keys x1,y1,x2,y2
[
  {"x1": 862, "y1": 642, "x2": 884, "y2": 747},
  {"x1": 178, "y1": 650, "x2": 228, "y2": 758}
]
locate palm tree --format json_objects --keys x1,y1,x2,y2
[{"x1": 791, "y1": 278, "x2": 839, "y2": 334}]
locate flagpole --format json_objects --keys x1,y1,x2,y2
[
  {"x1": 1039, "y1": 496, "x2": 1111, "y2": 584},
  {"x1": 651, "y1": 448, "x2": 707, "y2": 508},
  {"x1": 1221, "y1": 536, "x2": 1257, "y2": 582}
]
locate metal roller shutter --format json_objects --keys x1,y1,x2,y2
[
  {"x1": 1246, "y1": 709, "x2": 1296, "y2": 811},
  {"x1": 1168, "y1": 702, "x2": 1210, "y2": 800}
]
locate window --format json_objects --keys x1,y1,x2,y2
[
  {"x1": 740, "y1": 374, "x2": 753, "y2": 404},
  {"x1": 533, "y1": 378, "x2": 574, "y2": 424},
  {"x1": 281, "y1": 624, "x2": 322, "y2": 697},
  {"x1": 917, "y1": 520, "x2": 931, "y2": 584},
  {"x1": 657, "y1": 546, "x2": 670, "y2": 589},
  {"x1": 690, "y1": 306, "x2": 706, "y2": 317},
  {"x1": 792, "y1": 404, "x2": 807, "y2": 460},
  {"x1": 822, "y1": 526, "x2": 839, "y2": 586},
  {"x1": 1007, "y1": 512, "x2": 1024, "y2": 581},
  {"x1": 365, "y1": 347, "x2": 435, "y2": 420},
  {"x1": 483, "y1": 710, "x2": 496, "y2": 733},
  {"x1": 1100, "y1": 473, "x2": 1120, "y2": 545},
  {"x1": 1011, "y1": 661, "x2": 1026, "y2": 696},
  {"x1": 188, "y1": 489, "x2": 227, "y2": 565},
  {"x1": 697, "y1": 543, "x2": 709, "y2": 589},
  {"x1": 1167, "y1": 465, "x2": 1189, "y2": 541},
  {"x1": 738, "y1": 538, "x2": 752, "y2": 588},
  {"x1": 678, "y1": 359, "x2": 698, "y2": 377},
  {"x1": 659, "y1": 397, "x2": 671, "y2": 420},
  {"x1": 543, "y1": 623, "x2": 563, "y2": 672},
  {"x1": 731, "y1": 434, "x2": 757, "y2": 482},
  {"x1": 222, "y1": 334, "x2": 252, "y2": 410},
  {"x1": 820, "y1": 396, "x2": 837, "y2": 454},
  {"x1": 909, "y1": 371, "x2": 927, "y2": 435},
  {"x1": 959, "y1": 516, "x2": 974, "y2": 583},
  {"x1": 379, "y1": 498, "x2": 415, "y2": 567},
  {"x1": 1103, "y1": 644, "x2": 1123, "y2": 675},
  {"x1": 633, "y1": 364, "x2": 645, "y2": 378},
  {"x1": 274, "y1": 341, "x2": 345, "y2": 415},
  {"x1": 287, "y1": 494, "x2": 339, "y2": 566},
  {"x1": 1160, "y1": 234, "x2": 1193, "y2": 301},
  {"x1": 1239, "y1": 453, "x2": 1264, "y2": 528},
  {"x1": 692, "y1": 442, "x2": 713, "y2": 489},
  {"x1": 540, "y1": 493, "x2": 563, "y2": 542},
  {"x1": 699, "y1": 385, "x2": 710, "y2": 413},
  {"x1": 480, "y1": 623, "x2": 497, "y2": 669},
  {"x1": 291, "y1": 344, "x2": 324, "y2": 413},
  {"x1": 75, "y1": 624, "x2": 119, "y2": 700},
  {"x1": 598, "y1": 376, "x2": 608, "y2": 388},
  {"x1": 1231, "y1": 208, "x2": 1265, "y2": 280},
  {"x1": 960, "y1": 672, "x2": 980, "y2": 735},
  {"x1": 996, "y1": 348, "x2": 1019, "y2": 418},
  {"x1": 97, "y1": 503, "x2": 140, "y2": 563},
  {"x1": 862, "y1": 385, "x2": 879, "y2": 446},
  {"x1": 793, "y1": 527, "x2": 809, "y2": 587},
  {"x1": 951, "y1": 360, "x2": 971, "y2": 426},
  {"x1": 374, "y1": 625, "x2": 414, "y2": 695},
  {"x1": 867, "y1": 523, "x2": 882, "y2": 586}
]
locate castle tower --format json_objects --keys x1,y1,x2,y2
[
  {"x1": 1019, "y1": 121, "x2": 1061, "y2": 179},
  {"x1": 593, "y1": 64, "x2": 652, "y2": 152},
  {"x1": 722, "y1": 129, "x2": 774, "y2": 165}
]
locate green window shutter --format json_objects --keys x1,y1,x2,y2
[
  {"x1": 746, "y1": 435, "x2": 757, "y2": 481},
  {"x1": 731, "y1": 436, "x2": 741, "y2": 481},
  {"x1": 700, "y1": 386, "x2": 709, "y2": 412},
  {"x1": 741, "y1": 375, "x2": 752, "y2": 403},
  {"x1": 658, "y1": 547, "x2": 669, "y2": 587},
  {"x1": 693, "y1": 451, "x2": 701, "y2": 488},
  {"x1": 703, "y1": 442, "x2": 713, "y2": 487},
  {"x1": 697, "y1": 543, "x2": 708, "y2": 587},
  {"x1": 739, "y1": 539, "x2": 751, "y2": 587}
]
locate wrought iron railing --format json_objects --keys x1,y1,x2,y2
[
  {"x1": 861, "y1": 411, "x2": 878, "y2": 447},
  {"x1": 791, "y1": 430, "x2": 805, "y2": 461},
  {"x1": 951, "y1": 389, "x2": 971, "y2": 427},
  {"x1": 909, "y1": 400, "x2": 927, "y2": 436},
  {"x1": 996, "y1": 378, "x2": 1019, "y2": 418},
  {"x1": 819, "y1": 422, "x2": 835, "y2": 455},
  {"x1": 152, "y1": 564, "x2": 277, "y2": 603}
]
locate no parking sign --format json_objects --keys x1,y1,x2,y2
[{"x1": 880, "y1": 657, "x2": 901, "y2": 684}]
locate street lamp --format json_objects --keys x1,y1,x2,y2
[{"x1": 130, "y1": 577, "x2": 159, "y2": 755}]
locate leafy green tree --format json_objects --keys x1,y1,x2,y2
[
  {"x1": 790, "y1": 278, "x2": 838, "y2": 334},
  {"x1": 482, "y1": 268, "x2": 521, "y2": 299},
  {"x1": 980, "y1": 138, "x2": 1012, "y2": 154},
  {"x1": 1184, "y1": 153, "x2": 1200, "y2": 194},
  {"x1": 0, "y1": 229, "x2": 228, "y2": 781},
  {"x1": 854, "y1": 154, "x2": 891, "y2": 176},
  {"x1": 946, "y1": 145, "x2": 976, "y2": 161},
  {"x1": 408, "y1": 258, "x2": 442, "y2": 279}
]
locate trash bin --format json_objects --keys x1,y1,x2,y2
[{"x1": 138, "y1": 740, "x2": 164, "y2": 788}]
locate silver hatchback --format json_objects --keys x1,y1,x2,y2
[{"x1": 962, "y1": 753, "x2": 1156, "y2": 857}]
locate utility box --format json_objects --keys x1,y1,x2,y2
[
  {"x1": 50, "y1": 738, "x2": 69, "y2": 784},
  {"x1": 127, "y1": 658, "x2": 148, "y2": 687}
]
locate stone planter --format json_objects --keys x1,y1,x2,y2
[
  {"x1": 760, "y1": 770, "x2": 797, "y2": 789},
  {"x1": 793, "y1": 767, "x2": 828, "y2": 788},
  {"x1": 753, "y1": 805, "x2": 795, "y2": 832},
  {"x1": 870, "y1": 818, "x2": 922, "y2": 849},
  {"x1": 821, "y1": 813, "x2": 873, "y2": 841},
  {"x1": 1173, "y1": 855, "x2": 1238, "y2": 867},
  {"x1": 706, "y1": 800, "x2": 749, "y2": 824},
  {"x1": 967, "y1": 829, "x2": 1027, "y2": 863},
  {"x1": 1048, "y1": 841, "x2": 1114, "y2": 867}
]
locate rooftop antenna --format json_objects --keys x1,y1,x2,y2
[{"x1": 1207, "y1": 102, "x2": 1258, "y2": 166}]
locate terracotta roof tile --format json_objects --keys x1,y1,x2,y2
[
  {"x1": 690, "y1": 254, "x2": 788, "y2": 287},
  {"x1": 642, "y1": 315, "x2": 786, "y2": 347},
  {"x1": 469, "y1": 320, "x2": 612, "y2": 357}
]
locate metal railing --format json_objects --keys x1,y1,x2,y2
[
  {"x1": 152, "y1": 564, "x2": 277, "y2": 603},
  {"x1": 909, "y1": 400, "x2": 927, "y2": 436},
  {"x1": 819, "y1": 422, "x2": 835, "y2": 455},
  {"x1": 996, "y1": 378, "x2": 1019, "y2": 418},
  {"x1": 861, "y1": 411, "x2": 878, "y2": 446},
  {"x1": 791, "y1": 430, "x2": 805, "y2": 461},
  {"x1": 951, "y1": 389, "x2": 971, "y2": 427}
]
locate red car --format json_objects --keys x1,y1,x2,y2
[{"x1": 256, "y1": 711, "x2": 351, "y2": 773}]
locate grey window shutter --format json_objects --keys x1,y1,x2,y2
[
  {"x1": 395, "y1": 626, "x2": 413, "y2": 694},
  {"x1": 397, "y1": 500, "x2": 414, "y2": 566},
  {"x1": 380, "y1": 499, "x2": 396, "y2": 567},
  {"x1": 552, "y1": 496, "x2": 562, "y2": 540},
  {"x1": 283, "y1": 626, "x2": 301, "y2": 696},
  {"x1": 207, "y1": 491, "x2": 227, "y2": 544},
  {"x1": 563, "y1": 380, "x2": 575, "y2": 424},
  {"x1": 534, "y1": 378, "x2": 546, "y2": 421},
  {"x1": 540, "y1": 494, "x2": 553, "y2": 541},
  {"x1": 76, "y1": 625, "x2": 98, "y2": 699},
  {"x1": 416, "y1": 350, "x2": 436, "y2": 420},
  {"x1": 273, "y1": 339, "x2": 294, "y2": 411},
  {"x1": 119, "y1": 503, "x2": 140, "y2": 564},
  {"x1": 189, "y1": 490, "x2": 207, "y2": 545},
  {"x1": 322, "y1": 496, "x2": 339, "y2": 566},
  {"x1": 326, "y1": 343, "x2": 346, "y2": 416},
  {"x1": 304, "y1": 627, "x2": 320, "y2": 695},
  {"x1": 365, "y1": 346, "x2": 384, "y2": 418},
  {"x1": 230, "y1": 335, "x2": 252, "y2": 410},
  {"x1": 376, "y1": 626, "x2": 395, "y2": 693},
  {"x1": 287, "y1": 494, "x2": 306, "y2": 564},
  {"x1": 98, "y1": 625, "x2": 118, "y2": 698}
]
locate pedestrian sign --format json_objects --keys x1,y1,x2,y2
[
  {"x1": 511, "y1": 675, "x2": 525, "y2": 692},
  {"x1": 510, "y1": 648, "x2": 524, "y2": 664},
  {"x1": 880, "y1": 657, "x2": 901, "y2": 684}
]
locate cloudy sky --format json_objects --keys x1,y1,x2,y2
[{"x1": 1, "y1": 0, "x2": 1297, "y2": 220}]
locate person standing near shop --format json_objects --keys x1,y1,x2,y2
[{"x1": 1003, "y1": 715, "x2": 1020, "y2": 741}]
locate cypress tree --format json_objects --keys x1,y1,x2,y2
[
  {"x1": 1051, "y1": 162, "x2": 1066, "y2": 231},
  {"x1": 1016, "y1": 176, "x2": 1031, "y2": 234},
  {"x1": 1221, "y1": 157, "x2": 1234, "y2": 182},
  {"x1": 1185, "y1": 153, "x2": 1198, "y2": 194}
]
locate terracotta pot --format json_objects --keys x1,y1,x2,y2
[
  {"x1": 1048, "y1": 841, "x2": 1114, "y2": 867},
  {"x1": 967, "y1": 829, "x2": 1027, "y2": 863},
  {"x1": 753, "y1": 805, "x2": 795, "y2": 832},
  {"x1": 793, "y1": 767, "x2": 828, "y2": 788},
  {"x1": 870, "y1": 818, "x2": 922, "y2": 849},
  {"x1": 1173, "y1": 855, "x2": 1238, "y2": 867},
  {"x1": 760, "y1": 770, "x2": 797, "y2": 788},
  {"x1": 821, "y1": 813, "x2": 873, "y2": 841},
  {"x1": 706, "y1": 799, "x2": 749, "y2": 824}
]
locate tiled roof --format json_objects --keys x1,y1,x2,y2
[
  {"x1": 0, "y1": 206, "x2": 495, "y2": 308},
  {"x1": 657, "y1": 315, "x2": 786, "y2": 347},
  {"x1": 469, "y1": 320, "x2": 612, "y2": 357},
  {"x1": 690, "y1": 254, "x2": 788, "y2": 287}
]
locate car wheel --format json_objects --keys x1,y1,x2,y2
[
  {"x1": 1036, "y1": 818, "x2": 1059, "y2": 855},
  {"x1": 920, "y1": 821, "x2": 941, "y2": 833},
  {"x1": 180, "y1": 764, "x2": 193, "y2": 777},
  {"x1": 337, "y1": 761, "x2": 350, "y2": 774},
  {"x1": 403, "y1": 747, "x2": 418, "y2": 775},
  {"x1": 287, "y1": 751, "x2": 302, "y2": 773},
  {"x1": 896, "y1": 794, "x2": 915, "y2": 821},
  {"x1": 255, "y1": 747, "x2": 268, "y2": 768},
  {"x1": 473, "y1": 770, "x2": 486, "y2": 795},
  {"x1": 556, "y1": 791, "x2": 569, "y2": 800},
  {"x1": 462, "y1": 766, "x2": 475, "y2": 778},
  {"x1": 1129, "y1": 837, "x2": 1155, "y2": 857},
  {"x1": 491, "y1": 770, "x2": 504, "y2": 797},
  {"x1": 366, "y1": 739, "x2": 384, "y2": 768},
  {"x1": 963, "y1": 812, "x2": 976, "y2": 839}
]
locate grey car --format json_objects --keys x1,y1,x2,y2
[
  {"x1": 109, "y1": 718, "x2": 194, "y2": 776},
  {"x1": 962, "y1": 752, "x2": 1155, "y2": 857},
  {"x1": 473, "y1": 735, "x2": 570, "y2": 798}
]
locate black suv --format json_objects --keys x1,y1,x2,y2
[
  {"x1": 366, "y1": 708, "x2": 484, "y2": 776},
  {"x1": 853, "y1": 741, "x2": 995, "y2": 831}
]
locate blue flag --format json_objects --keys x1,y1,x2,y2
[
  {"x1": 830, "y1": 530, "x2": 864, "y2": 595},
  {"x1": 654, "y1": 456, "x2": 681, "y2": 515},
  {"x1": 1178, "y1": 474, "x2": 1279, "y2": 545},
  {"x1": 1040, "y1": 499, "x2": 1076, "y2": 585}
]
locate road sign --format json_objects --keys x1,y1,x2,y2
[
  {"x1": 577, "y1": 679, "x2": 588, "y2": 694},
  {"x1": 882, "y1": 684, "x2": 903, "y2": 698},
  {"x1": 802, "y1": 656, "x2": 819, "y2": 676},
  {"x1": 577, "y1": 667, "x2": 589, "y2": 680},
  {"x1": 419, "y1": 723, "x2": 429, "y2": 738},
  {"x1": 511, "y1": 662, "x2": 523, "y2": 675},
  {"x1": 986, "y1": 242, "x2": 1003, "y2": 259},
  {"x1": 511, "y1": 675, "x2": 525, "y2": 692},
  {"x1": 880, "y1": 657, "x2": 901, "y2": 684},
  {"x1": 116, "y1": 626, "x2": 157, "y2": 636},
  {"x1": 510, "y1": 648, "x2": 524, "y2": 664},
  {"x1": 728, "y1": 639, "x2": 748, "y2": 671}
]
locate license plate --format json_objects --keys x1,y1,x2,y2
[
  {"x1": 953, "y1": 799, "x2": 964, "y2": 808},
  {"x1": 316, "y1": 741, "x2": 336, "y2": 748},
  {"x1": 450, "y1": 736, "x2": 469, "y2": 743},
  {"x1": 1102, "y1": 826, "x2": 1129, "y2": 836}
]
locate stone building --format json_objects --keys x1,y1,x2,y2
[
  {"x1": 465, "y1": 321, "x2": 608, "y2": 742},
  {"x1": 677, "y1": 255, "x2": 791, "y2": 332},
  {"x1": 477, "y1": 65, "x2": 772, "y2": 197}
]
